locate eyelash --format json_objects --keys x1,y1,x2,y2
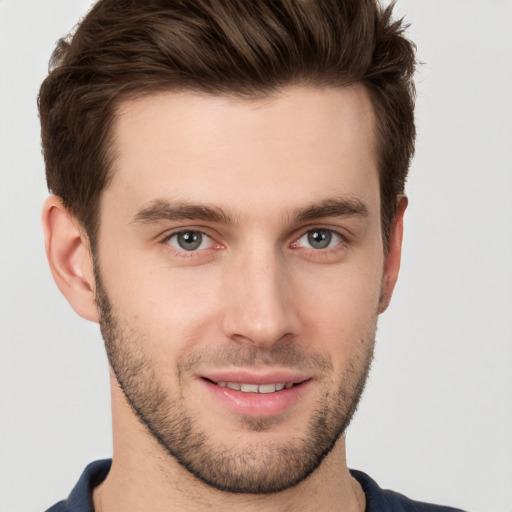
[{"x1": 160, "y1": 227, "x2": 348, "y2": 257}]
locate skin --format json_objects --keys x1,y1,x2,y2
[{"x1": 43, "y1": 85, "x2": 406, "y2": 512}]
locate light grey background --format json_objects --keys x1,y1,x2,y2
[{"x1": 1, "y1": 1, "x2": 511, "y2": 511}]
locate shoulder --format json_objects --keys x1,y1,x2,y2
[
  {"x1": 45, "y1": 460, "x2": 111, "y2": 512},
  {"x1": 350, "y1": 470, "x2": 469, "y2": 512}
]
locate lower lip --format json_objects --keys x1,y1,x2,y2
[{"x1": 200, "y1": 378, "x2": 311, "y2": 417}]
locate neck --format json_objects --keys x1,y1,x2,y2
[{"x1": 94, "y1": 377, "x2": 365, "y2": 512}]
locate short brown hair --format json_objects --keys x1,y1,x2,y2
[{"x1": 39, "y1": 0, "x2": 416, "y2": 252}]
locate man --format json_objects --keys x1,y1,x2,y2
[{"x1": 38, "y1": 0, "x2": 466, "y2": 511}]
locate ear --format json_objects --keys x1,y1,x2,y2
[
  {"x1": 42, "y1": 196, "x2": 99, "y2": 323},
  {"x1": 378, "y1": 195, "x2": 407, "y2": 314}
]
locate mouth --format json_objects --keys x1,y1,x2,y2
[
  {"x1": 199, "y1": 374, "x2": 311, "y2": 417},
  {"x1": 205, "y1": 379, "x2": 299, "y2": 394}
]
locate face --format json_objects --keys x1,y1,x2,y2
[{"x1": 94, "y1": 86, "x2": 395, "y2": 493}]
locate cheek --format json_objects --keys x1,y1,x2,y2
[
  {"x1": 100, "y1": 257, "x2": 223, "y2": 356},
  {"x1": 300, "y1": 277, "x2": 380, "y2": 329},
  {"x1": 292, "y1": 256, "x2": 383, "y2": 347}
]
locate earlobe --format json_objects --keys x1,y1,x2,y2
[
  {"x1": 42, "y1": 196, "x2": 100, "y2": 323},
  {"x1": 378, "y1": 195, "x2": 408, "y2": 314}
]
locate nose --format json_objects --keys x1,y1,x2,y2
[{"x1": 221, "y1": 246, "x2": 301, "y2": 349}]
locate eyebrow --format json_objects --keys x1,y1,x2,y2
[
  {"x1": 131, "y1": 196, "x2": 369, "y2": 226},
  {"x1": 292, "y1": 197, "x2": 369, "y2": 223},
  {"x1": 131, "y1": 199, "x2": 236, "y2": 225}
]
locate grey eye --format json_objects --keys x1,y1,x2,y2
[
  {"x1": 298, "y1": 229, "x2": 342, "y2": 249},
  {"x1": 167, "y1": 231, "x2": 212, "y2": 251}
]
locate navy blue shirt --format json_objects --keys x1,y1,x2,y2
[{"x1": 46, "y1": 459, "x2": 467, "y2": 511}]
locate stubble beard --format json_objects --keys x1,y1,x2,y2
[{"x1": 95, "y1": 274, "x2": 376, "y2": 495}]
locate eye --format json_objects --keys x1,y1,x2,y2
[
  {"x1": 297, "y1": 229, "x2": 343, "y2": 250},
  {"x1": 166, "y1": 230, "x2": 213, "y2": 251}
]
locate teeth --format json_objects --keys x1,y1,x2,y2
[
  {"x1": 216, "y1": 381, "x2": 293, "y2": 393},
  {"x1": 241, "y1": 383, "x2": 259, "y2": 393},
  {"x1": 258, "y1": 384, "x2": 277, "y2": 394}
]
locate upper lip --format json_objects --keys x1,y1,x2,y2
[{"x1": 199, "y1": 369, "x2": 311, "y2": 385}]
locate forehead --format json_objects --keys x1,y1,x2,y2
[{"x1": 106, "y1": 86, "x2": 379, "y2": 219}]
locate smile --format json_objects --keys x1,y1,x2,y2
[
  {"x1": 200, "y1": 375, "x2": 312, "y2": 417},
  {"x1": 216, "y1": 382, "x2": 295, "y2": 393}
]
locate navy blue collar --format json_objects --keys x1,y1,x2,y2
[{"x1": 46, "y1": 459, "x2": 466, "y2": 512}]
